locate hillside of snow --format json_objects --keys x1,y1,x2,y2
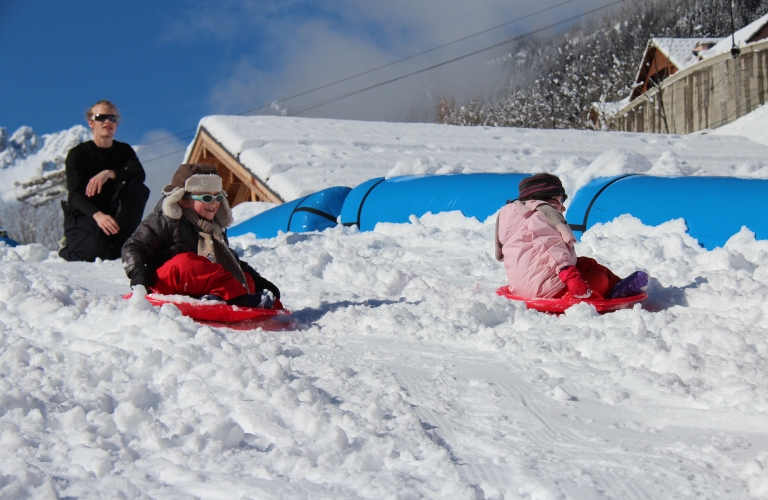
[
  {"x1": 712, "y1": 103, "x2": 768, "y2": 148},
  {"x1": 2, "y1": 209, "x2": 768, "y2": 498},
  {"x1": 0, "y1": 115, "x2": 768, "y2": 498}
]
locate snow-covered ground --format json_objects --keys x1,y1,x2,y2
[
  {"x1": 2, "y1": 210, "x2": 768, "y2": 499},
  {"x1": 712, "y1": 103, "x2": 768, "y2": 148},
  {"x1": 1, "y1": 113, "x2": 768, "y2": 498}
]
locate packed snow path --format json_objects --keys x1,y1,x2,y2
[{"x1": 1, "y1": 213, "x2": 768, "y2": 499}]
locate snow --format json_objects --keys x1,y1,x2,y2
[
  {"x1": 648, "y1": 37, "x2": 722, "y2": 71},
  {"x1": 231, "y1": 201, "x2": 280, "y2": 226},
  {"x1": 701, "y1": 12, "x2": 768, "y2": 59},
  {"x1": 196, "y1": 115, "x2": 768, "y2": 202},
  {"x1": 0, "y1": 125, "x2": 90, "y2": 205},
  {"x1": 2, "y1": 116, "x2": 768, "y2": 497},
  {"x1": 711, "y1": 103, "x2": 768, "y2": 148}
]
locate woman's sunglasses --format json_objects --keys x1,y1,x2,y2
[
  {"x1": 186, "y1": 193, "x2": 224, "y2": 203},
  {"x1": 91, "y1": 114, "x2": 120, "y2": 123}
]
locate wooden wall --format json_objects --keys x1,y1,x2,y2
[
  {"x1": 186, "y1": 127, "x2": 283, "y2": 207},
  {"x1": 608, "y1": 39, "x2": 768, "y2": 134}
]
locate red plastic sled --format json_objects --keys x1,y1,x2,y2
[
  {"x1": 496, "y1": 286, "x2": 647, "y2": 314},
  {"x1": 123, "y1": 293, "x2": 292, "y2": 330}
]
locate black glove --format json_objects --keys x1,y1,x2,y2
[
  {"x1": 129, "y1": 266, "x2": 155, "y2": 289},
  {"x1": 246, "y1": 270, "x2": 280, "y2": 299}
]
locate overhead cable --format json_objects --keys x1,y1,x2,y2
[{"x1": 138, "y1": 0, "x2": 577, "y2": 151}]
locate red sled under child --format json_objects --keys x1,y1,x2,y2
[
  {"x1": 123, "y1": 292, "x2": 292, "y2": 330},
  {"x1": 496, "y1": 286, "x2": 647, "y2": 314}
]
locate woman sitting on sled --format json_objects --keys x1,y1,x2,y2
[
  {"x1": 122, "y1": 163, "x2": 281, "y2": 309},
  {"x1": 495, "y1": 173, "x2": 647, "y2": 300}
]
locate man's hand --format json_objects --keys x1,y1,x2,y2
[
  {"x1": 86, "y1": 170, "x2": 116, "y2": 197},
  {"x1": 93, "y1": 211, "x2": 120, "y2": 235}
]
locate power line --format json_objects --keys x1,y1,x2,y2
[
  {"x1": 238, "y1": 0, "x2": 576, "y2": 115},
  {"x1": 137, "y1": 0, "x2": 577, "y2": 151},
  {"x1": 288, "y1": 0, "x2": 627, "y2": 116},
  {"x1": 141, "y1": 0, "x2": 626, "y2": 163}
]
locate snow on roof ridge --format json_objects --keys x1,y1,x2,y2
[
  {"x1": 648, "y1": 37, "x2": 722, "y2": 71},
  {"x1": 701, "y1": 11, "x2": 768, "y2": 58}
]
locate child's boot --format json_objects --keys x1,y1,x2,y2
[{"x1": 606, "y1": 271, "x2": 648, "y2": 299}]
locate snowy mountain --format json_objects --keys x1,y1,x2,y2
[
  {"x1": 1, "y1": 114, "x2": 768, "y2": 498},
  {"x1": 0, "y1": 125, "x2": 90, "y2": 205}
]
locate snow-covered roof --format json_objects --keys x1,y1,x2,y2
[
  {"x1": 648, "y1": 37, "x2": 722, "y2": 71},
  {"x1": 700, "y1": 11, "x2": 768, "y2": 59},
  {"x1": 194, "y1": 115, "x2": 768, "y2": 203}
]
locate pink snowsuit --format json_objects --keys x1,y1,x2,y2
[{"x1": 495, "y1": 200, "x2": 577, "y2": 298}]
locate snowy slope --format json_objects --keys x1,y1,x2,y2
[
  {"x1": 1, "y1": 114, "x2": 768, "y2": 498},
  {"x1": 711, "y1": 103, "x2": 768, "y2": 148},
  {"x1": 198, "y1": 115, "x2": 768, "y2": 202},
  {"x1": 2, "y1": 210, "x2": 768, "y2": 498}
]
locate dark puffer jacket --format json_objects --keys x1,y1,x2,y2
[{"x1": 121, "y1": 204, "x2": 280, "y2": 298}]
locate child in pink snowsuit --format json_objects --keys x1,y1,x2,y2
[{"x1": 495, "y1": 173, "x2": 647, "y2": 299}]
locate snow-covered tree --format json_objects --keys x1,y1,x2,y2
[{"x1": 437, "y1": 0, "x2": 768, "y2": 129}]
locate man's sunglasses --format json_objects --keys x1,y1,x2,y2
[
  {"x1": 91, "y1": 114, "x2": 120, "y2": 123},
  {"x1": 185, "y1": 193, "x2": 224, "y2": 203}
]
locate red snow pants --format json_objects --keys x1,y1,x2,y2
[
  {"x1": 574, "y1": 256, "x2": 621, "y2": 297},
  {"x1": 150, "y1": 252, "x2": 255, "y2": 300}
]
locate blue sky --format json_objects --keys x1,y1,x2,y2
[{"x1": 0, "y1": 0, "x2": 616, "y2": 155}]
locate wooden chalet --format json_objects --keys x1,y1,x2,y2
[
  {"x1": 186, "y1": 126, "x2": 283, "y2": 207},
  {"x1": 630, "y1": 38, "x2": 720, "y2": 101},
  {"x1": 606, "y1": 12, "x2": 768, "y2": 134}
]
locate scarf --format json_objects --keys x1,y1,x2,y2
[{"x1": 181, "y1": 207, "x2": 250, "y2": 293}]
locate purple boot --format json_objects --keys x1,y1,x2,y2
[{"x1": 606, "y1": 271, "x2": 649, "y2": 299}]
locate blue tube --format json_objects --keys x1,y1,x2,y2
[
  {"x1": 567, "y1": 175, "x2": 768, "y2": 249},
  {"x1": 229, "y1": 186, "x2": 351, "y2": 238},
  {"x1": 339, "y1": 173, "x2": 531, "y2": 231},
  {"x1": 0, "y1": 237, "x2": 18, "y2": 247}
]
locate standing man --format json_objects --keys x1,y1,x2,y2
[{"x1": 59, "y1": 100, "x2": 150, "y2": 262}]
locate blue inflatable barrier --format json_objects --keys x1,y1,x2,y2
[
  {"x1": 0, "y1": 227, "x2": 18, "y2": 247},
  {"x1": 228, "y1": 186, "x2": 352, "y2": 238},
  {"x1": 339, "y1": 173, "x2": 531, "y2": 231},
  {"x1": 567, "y1": 175, "x2": 768, "y2": 249}
]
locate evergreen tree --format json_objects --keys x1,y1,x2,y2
[{"x1": 437, "y1": 0, "x2": 768, "y2": 129}]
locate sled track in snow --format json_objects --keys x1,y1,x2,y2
[{"x1": 392, "y1": 357, "x2": 657, "y2": 499}]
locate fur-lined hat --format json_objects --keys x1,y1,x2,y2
[{"x1": 162, "y1": 163, "x2": 234, "y2": 227}]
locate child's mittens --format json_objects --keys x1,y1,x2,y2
[
  {"x1": 559, "y1": 266, "x2": 592, "y2": 298},
  {"x1": 129, "y1": 266, "x2": 155, "y2": 289},
  {"x1": 252, "y1": 274, "x2": 281, "y2": 299}
]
